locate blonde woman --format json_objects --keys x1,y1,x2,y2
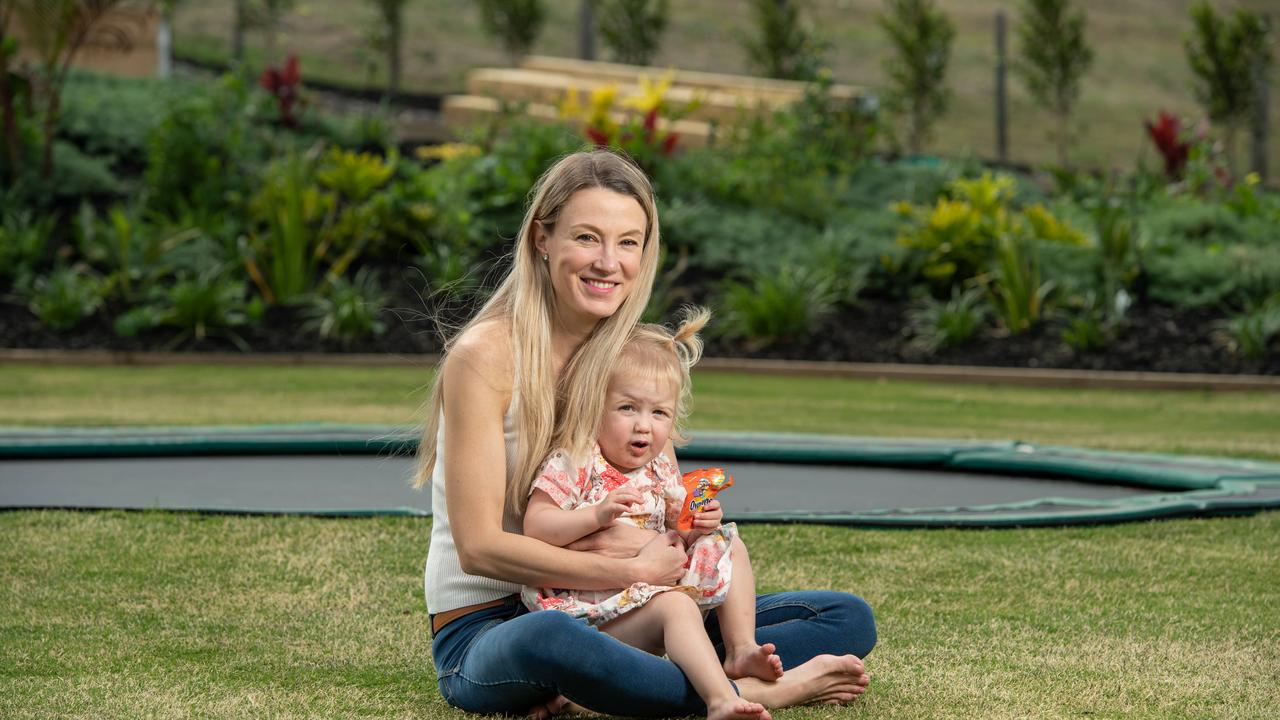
[{"x1": 417, "y1": 149, "x2": 875, "y2": 716}]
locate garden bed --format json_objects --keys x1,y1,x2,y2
[{"x1": 4, "y1": 290, "x2": 1273, "y2": 376}]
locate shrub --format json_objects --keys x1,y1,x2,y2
[
  {"x1": 74, "y1": 204, "x2": 199, "y2": 305},
  {"x1": 303, "y1": 267, "x2": 388, "y2": 346},
  {"x1": 877, "y1": 0, "x2": 955, "y2": 154},
  {"x1": 893, "y1": 171, "x2": 1086, "y2": 295},
  {"x1": 27, "y1": 265, "x2": 103, "y2": 331},
  {"x1": 0, "y1": 210, "x2": 55, "y2": 284},
  {"x1": 1185, "y1": 3, "x2": 1272, "y2": 173},
  {"x1": 477, "y1": 0, "x2": 546, "y2": 65},
  {"x1": 114, "y1": 266, "x2": 250, "y2": 349},
  {"x1": 742, "y1": 0, "x2": 827, "y2": 81},
  {"x1": 1146, "y1": 243, "x2": 1280, "y2": 310},
  {"x1": 984, "y1": 233, "x2": 1053, "y2": 334},
  {"x1": 1015, "y1": 0, "x2": 1094, "y2": 168},
  {"x1": 1215, "y1": 294, "x2": 1280, "y2": 360},
  {"x1": 718, "y1": 265, "x2": 837, "y2": 350},
  {"x1": 57, "y1": 71, "x2": 191, "y2": 170},
  {"x1": 598, "y1": 0, "x2": 669, "y2": 66},
  {"x1": 144, "y1": 73, "x2": 267, "y2": 218},
  {"x1": 906, "y1": 286, "x2": 986, "y2": 354}
]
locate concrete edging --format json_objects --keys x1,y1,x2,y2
[{"x1": 2, "y1": 348, "x2": 1277, "y2": 392}]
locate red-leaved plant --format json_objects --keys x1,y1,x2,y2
[
  {"x1": 1144, "y1": 110, "x2": 1189, "y2": 180},
  {"x1": 260, "y1": 55, "x2": 302, "y2": 128}
]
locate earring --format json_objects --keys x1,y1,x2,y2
[{"x1": 542, "y1": 253, "x2": 549, "y2": 262}]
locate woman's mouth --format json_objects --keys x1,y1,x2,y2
[{"x1": 581, "y1": 277, "x2": 619, "y2": 295}]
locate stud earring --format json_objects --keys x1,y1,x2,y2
[{"x1": 542, "y1": 253, "x2": 549, "y2": 262}]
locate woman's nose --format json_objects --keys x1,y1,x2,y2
[{"x1": 593, "y1": 241, "x2": 620, "y2": 274}]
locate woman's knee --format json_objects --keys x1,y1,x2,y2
[{"x1": 822, "y1": 591, "x2": 877, "y2": 657}]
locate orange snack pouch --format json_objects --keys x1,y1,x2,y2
[{"x1": 677, "y1": 467, "x2": 734, "y2": 531}]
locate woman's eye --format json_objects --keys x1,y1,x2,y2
[
  {"x1": 621, "y1": 237, "x2": 641, "y2": 247},
  {"x1": 577, "y1": 233, "x2": 597, "y2": 243}
]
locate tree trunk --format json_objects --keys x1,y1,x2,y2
[
  {"x1": 40, "y1": 90, "x2": 58, "y2": 180},
  {"x1": 0, "y1": 16, "x2": 20, "y2": 183},
  {"x1": 1057, "y1": 110, "x2": 1068, "y2": 169},
  {"x1": 232, "y1": 0, "x2": 246, "y2": 63},
  {"x1": 386, "y1": 14, "x2": 400, "y2": 102},
  {"x1": 157, "y1": 11, "x2": 173, "y2": 78}
]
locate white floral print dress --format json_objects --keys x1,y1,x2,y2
[{"x1": 522, "y1": 444, "x2": 738, "y2": 627}]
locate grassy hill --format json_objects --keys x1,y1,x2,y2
[{"x1": 173, "y1": 0, "x2": 1280, "y2": 173}]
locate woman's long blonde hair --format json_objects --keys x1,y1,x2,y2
[{"x1": 412, "y1": 150, "x2": 661, "y2": 513}]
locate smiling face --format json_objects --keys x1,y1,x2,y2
[
  {"x1": 597, "y1": 372, "x2": 677, "y2": 474},
  {"x1": 534, "y1": 186, "x2": 648, "y2": 334}
]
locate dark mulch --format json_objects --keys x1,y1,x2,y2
[{"x1": 3, "y1": 289, "x2": 1276, "y2": 375}]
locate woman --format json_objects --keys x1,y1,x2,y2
[{"x1": 415, "y1": 149, "x2": 875, "y2": 716}]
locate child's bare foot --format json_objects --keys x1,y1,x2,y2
[
  {"x1": 723, "y1": 642, "x2": 784, "y2": 681},
  {"x1": 735, "y1": 654, "x2": 869, "y2": 708},
  {"x1": 706, "y1": 697, "x2": 771, "y2": 720}
]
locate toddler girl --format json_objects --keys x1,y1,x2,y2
[{"x1": 522, "y1": 308, "x2": 782, "y2": 720}]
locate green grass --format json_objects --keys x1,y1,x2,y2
[
  {"x1": 2, "y1": 510, "x2": 1276, "y2": 719},
  {"x1": 171, "y1": 0, "x2": 1280, "y2": 173},
  {"x1": 1, "y1": 363, "x2": 1277, "y2": 460},
  {"x1": 2, "y1": 362, "x2": 1278, "y2": 717}
]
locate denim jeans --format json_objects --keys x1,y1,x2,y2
[{"x1": 431, "y1": 590, "x2": 876, "y2": 716}]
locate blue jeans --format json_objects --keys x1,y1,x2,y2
[{"x1": 431, "y1": 591, "x2": 876, "y2": 716}]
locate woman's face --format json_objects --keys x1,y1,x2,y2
[{"x1": 535, "y1": 187, "x2": 647, "y2": 332}]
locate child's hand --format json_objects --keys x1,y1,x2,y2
[
  {"x1": 688, "y1": 499, "x2": 723, "y2": 540},
  {"x1": 595, "y1": 487, "x2": 644, "y2": 528}
]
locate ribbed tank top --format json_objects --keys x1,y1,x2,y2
[{"x1": 423, "y1": 394, "x2": 524, "y2": 614}]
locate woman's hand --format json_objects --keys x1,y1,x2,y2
[
  {"x1": 593, "y1": 487, "x2": 644, "y2": 528},
  {"x1": 566, "y1": 523, "x2": 659, "y2": 558},
  {"x1": 632, "y1": 531, "x2": 688, "y2": 586}
]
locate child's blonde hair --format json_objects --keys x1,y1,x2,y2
[{"x1": 589, "y1": 306, "x2": 711, "y2": 448}]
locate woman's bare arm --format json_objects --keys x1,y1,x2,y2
[{"x1": 443, "y1": 328, "x2": 686, "y2": 590}]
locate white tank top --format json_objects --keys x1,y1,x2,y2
[{"x1": 423, "y1": 394, "x2": 524, "y2": 614}]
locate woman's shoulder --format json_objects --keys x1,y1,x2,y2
[{"x1": 443, "y1": 318, "x2": 515, "y2": 397}]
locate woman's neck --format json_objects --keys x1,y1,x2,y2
[{"x1": 550, "y1": 313, "x2": 598, "y2": 374}]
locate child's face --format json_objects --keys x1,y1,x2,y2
[{"x1": 597, "y1": 374, "x2": 676, "y2": 473}]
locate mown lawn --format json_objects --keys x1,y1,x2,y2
[
  {"x1": 2, "y1": 362, "x2": 1278, "y2": 718},
  {"x1": 1, "y1": 363, "x2": 1277, "y2": 460}
]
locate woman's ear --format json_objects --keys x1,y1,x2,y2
[{"x1": 533, "y1": 220, "x2": 549, "y2": 255}]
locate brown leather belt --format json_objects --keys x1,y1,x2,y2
[{"x1": 430, "y1": 596, "x2": 516, "y2": 635}]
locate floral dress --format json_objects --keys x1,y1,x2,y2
[{"x1": 522, "y1": 444, "x2": 738, "y2": 627}]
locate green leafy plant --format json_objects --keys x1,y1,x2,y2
[
  {"x1": 906, "y1": 286, "x2": 987, "y2": 354},
  {"x1": 1060, "y1": 289, "x2": 1130, "y2": 353},
  {"x1": 476, "y1": 0, "x2": 545, "y2": 66},
  {"x1": 742, "y1": 0, "x2": 827, "y2": 81},
  {"x1": 1216, "y1": 294, "x2": 1280, "y2": 360},
  {"x1": 893, "y1": 172, "x2": 1086, "y2": 295},
  {"x1": 1184, "y1": 3, "x2": 1272, "y2": 174},
  {"x1": 1015, "y1": 0, "x2": 1094, "y2": 168},
  {"x1": 598, "y1": 0, "x2": 668, "y2": 66},
  {"x1": 983, "y1": 233, "x2": 1054, "y2": 334},
  {"x1": 302, "y1": 267, "x2": 388, "y2": 346},
  {"x1": 27, "y1": 263, "x2": 103, "y2": 330},
  {"x1": 144, "y1": 72, "x2": 266, "y2": 218},
  {"x1": 75, "y1": 203, "x2": 199, "y2": 305},
  {"x1": 0, "y1": 209, "x2": 53, "y2": 283},
  {"x1": 877, "y1": 0, "x2": 955, "y2": 154},
  {"x1": 718, "y1": 264, "x2": 837, "y2": 350},
  {"x1": 113, "y1": 266, "x2": 250, "y2": 349}
]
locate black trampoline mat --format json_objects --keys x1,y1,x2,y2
[{"x1": 0, "y1": 454, "x2": 1156, "y2": 515}]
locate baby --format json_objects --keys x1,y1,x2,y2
[{"x1": 522, "y1": 308, "x2": 782, "y2": 720}]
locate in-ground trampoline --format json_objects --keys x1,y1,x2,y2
[{"x1": 2, "y1": 426, "x2": 1279, "y2": 527}]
